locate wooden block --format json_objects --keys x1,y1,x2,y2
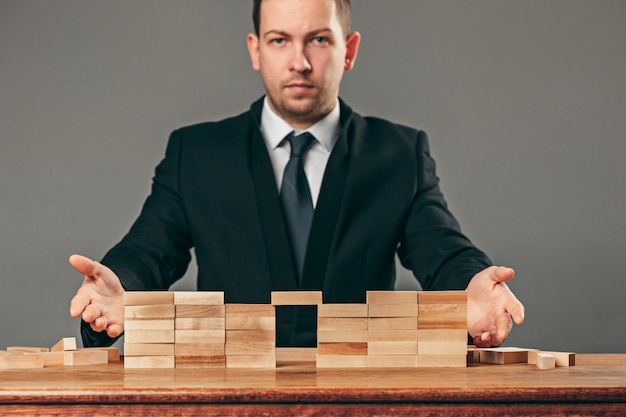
[
  {"x1": 175, "y1": 330, "x2": 225, "y2": 344},
  {"x1": 175, "y1": 343, "x2": 225, "y2": 357},
  {"x1": 367, "y1": 342, "x2": 417, "y2": 356},
  {"x1": 123, "y1": 291, "x2": 174, "y2": 306},
  {"x1": 479, "y1": 347, "x2": 529, "y2": 365},
  {"x1": 175, "y1": 355, "x2": 225, "y2": 368},
  {"x1": 317, "y1": 342, "x2": 368, "y2": 356},
  {"x1": 226, "y1": 329, "x2": 274, "y2": 343},
  {"x1": 124, "y1": 330, "x2": 175, "y2": 344},
  {"x1": 89, "y1": 347, "x2": 121, "y2": 362},
  {"x1": 225, "y1": 316, "x2": 275, "y2": 331},
  {"x1": 275, "y1": 348, "x2": 317, "y2": 363},
  {"x1": 535, "y1": 352, "x2": 556, "y2": 370},
  {"x1": 124, "y1": 356, "x2": 175, "y2": 369},
  {"x1": 368, "y1": 304, "x2": 418, "y2": 318},
  {"x1": 64, "y1": 349, "x2": 108, "y2": 366},
  {"x1": 271, "y1": 291, "x2": 323, "y2": 305},
  {"x1": 367, "y1": 355, "x2": 418, "y2": 368},
  {"x1": 124, "y1": 343, "x2": 175, "y2": 357},
  {"x1": 318, "y1": 304, "x2": 368, "y2": 318},
  {"x1": 225, "y1": 304, "x2": 276, "y2": 317},
  {"x1": 527, "y1": 350, "x2": 574, "y2": 367},
  {"x1": 317, "y1": 317, "x2": 368, "y2": 330},
  {"x1": 368, "y1": 329, "x2": 417, "y2": 342},
  {"x1": 50, "y1": 337, "x2": 77, "y2": 352},
  {"x1": 417, "y1": 354, "x2": 467, "y2": 368},
  {"x1": 467, "y1": 347, "x2": 481, "y2": 364},
  {"x1": 418, "y1": 304, "x2": 467, "y2": 329},
  {"x1": 6, "y1": 346, "x2": 49, "y2": 353},
  {"x1": 174, "y1": 291, "x2": 224, "y2": 305},
  {"x1": 317, "y1": 329, "x2": 368, "y2": 343},
  {"x1": 25, "y1": 351, "x2": 65, "y2": 367},
  {"x1": 225, "y1": 341, "x2": 276, "y2": 356},
  {"x1": 316, "y1": 354, "x2": 367, "y2": 368},
  {"x1": 124, "y1": 318, "x2": 175, "y2": 331},
  {"x1": 226, "y1": 355, "x2": 276, "y2": 368},
  {"x1": 368, "y1": 317, "x2": 417, "y2": 330},
  {"x1": 418, "y1": 329, "x2": 468, "y2": 355},
  {"x1": 125, "y1": 305, "x2": 175, "y2": 319},
  {"x1": 175, "y1": 305, "x2": 225, "y2": 318},
  {"x1": 0, "y1": 355, "x2": 44, "y2": 369},
  {"x1": 366, "y1": 291, "x2": 417, "y2": 305},
  {"x1": 417, "y1": 291, "x2": 467, "y2": 305},
  {"x1": 176, "y1": 317, "x2": 225, "y2": 331}
]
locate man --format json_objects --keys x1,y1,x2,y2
[{"x1": 70, "y1": 0, "x2": 524, "y2": 349}]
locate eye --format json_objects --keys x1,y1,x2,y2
[
  {"x1": 312, "y1": 36, "x2": 329, "y2": 44},
  {"x1": 271, "y1": 37, "x2": 286, "y2": 45}
]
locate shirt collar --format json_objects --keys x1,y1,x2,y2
[{"x1": 260, "y1": 97, "x2": 340, "y2": 152}]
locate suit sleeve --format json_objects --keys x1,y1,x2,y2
[
  {"x1": 397, "y1": 130, "x2": 492, "y2": 290},
  {"x1": 81, "y1": 130, "x2": 194, "y2": 347}
]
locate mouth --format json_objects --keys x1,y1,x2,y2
[{"x1": 284, "y1": 82, "x2": 315, "y2": 95}]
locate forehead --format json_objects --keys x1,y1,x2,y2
[{"x1": 259, "y1": 0, "x2": 341, "y2": 35}]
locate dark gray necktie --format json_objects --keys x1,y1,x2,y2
[{"x1": 280, "y1": 132, "x2": 316, "y2": 284}]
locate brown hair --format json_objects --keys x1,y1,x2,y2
[{"x1": 252, "y1": 0, "x2": 351, "y2": 36}]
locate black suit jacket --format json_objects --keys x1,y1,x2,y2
[{"x1": 82, "y1": 97, "x2": 491, "y2": 347}]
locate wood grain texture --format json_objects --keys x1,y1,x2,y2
[{"x1": 271, "y1": 291, "x2": 323, "y2": 305}]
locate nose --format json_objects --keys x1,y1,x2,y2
[{"x1": 289, "y1": 45, "x2": 311, "y2": 73}]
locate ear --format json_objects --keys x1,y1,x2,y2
[
  {"x1": 247, "y1": 33, "x2": 261, "y2": 71},
  {"x1": 344, "y1": 31, "x2": 361, "y2": 71}
]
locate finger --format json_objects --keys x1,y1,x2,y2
[
  {"x1": 495, "y1": 312, "x2": 513, "y2": 342},
  {"x1": 492, "y1": 266, "x2": 515, "y2": 284},
  {"x1": 93, "y1": 316, "x2": 108, "y2": 331},
  {"x1": 90, "y1": 320, "x2": 106, "y2": 333},
  {"x1": 82, "y1": 303, "x2": 101, "y2": 323},
  {"x1": 506, "y1": 296, "x2": 525, "y2": 325},
  {"x1": 69, "y1": 291, "x2": 91, "y2": 318},
  {"x1": 69, "y1": 254, "x2": 98, "y2": 278},
  {"x1": 107, "y1": 324, "x2": 123, "y2": 339}
]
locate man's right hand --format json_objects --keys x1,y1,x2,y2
[{"x1": 69, "y1": 254, "x2": 125, "y2": 338}]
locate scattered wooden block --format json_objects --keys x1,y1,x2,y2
[
  {"x1": 25, "y1": 351, "x2": 65, "y2": 367},
  {"x1": 271, "y1": 291, "x2": 323, "y2": 305},
  {"x1": 0, "y1": 354, "x2": 44, "y2": 369},
  {"x1": 535, "y1": 352, "x2": 556, "y2": 370},
  {"x1": 123, "y1": 291, "x2": 174, "y2": 306},
  {"x1": 479, "y1": 347, "x2": 529, "y2": 365},
  {"x1": 124, "y1": 356, "x2": 175, "y2": 369},
  {"x1": 527, "y1": 350, "x2": 575, "y2": 367},
  {"x1": 50, "y1": 337, "x2": 77, "y2": 352},
  {"x1": 318, "y1": 304, "x2": 368, "y2": 318},
  {"x1": 90, "y1": 347, "x2": 121, "y2": 362},
  {"x1": 6, "y1": 346, "x2": 49, "y2": 353},
  {"x1": 174, "y1": 291, "x2": 224, "y2": 305},
  {"x1": 64, "y1": 349, "x2": 108, "y2": 366},
  {"x1": 467, "y1": 346, "x2": 481, "y2": 364},
  {"x1": 366, "y1": 291, "x2": 417, "y2": 305}
]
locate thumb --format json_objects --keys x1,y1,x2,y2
[
  {"x1": 69, "y1": 254, "x2": 98, "y2": 278},
  {"x1": 492, "y1": 266, "x2": 515, "y2": 284}
]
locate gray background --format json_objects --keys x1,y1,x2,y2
[{"x1": 1, "y1": 1, "x2": 624, "y2": 354}]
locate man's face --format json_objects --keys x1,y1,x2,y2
[{"x1": 247, "y1": 0, "x2": 360, "y2": 129}]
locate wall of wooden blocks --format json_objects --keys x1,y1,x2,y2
[{"x1": 123, "y1": 290, "x2": 469, "y2": 369}]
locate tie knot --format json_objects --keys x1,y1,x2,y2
[{"x1": 286, "y1": 132, "x2": 315, "y2": 158}]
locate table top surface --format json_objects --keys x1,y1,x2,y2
[{"x1": 0, "y1": 354, "x2": 625, "y2": 404}]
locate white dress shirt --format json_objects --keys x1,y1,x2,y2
[{"x1": 260, "y1": 98, "x2": 340, "y2": 207}]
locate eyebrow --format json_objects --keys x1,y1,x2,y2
[{"x1": 262, "y1": 28, "x2": 334, "y2": 39}]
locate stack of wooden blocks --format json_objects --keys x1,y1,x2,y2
[
  {"x1": 225, "y1": 304, "x2": 276, "y2": 368},
  {"x1": 316, "y1": 300, "x2": 369, "y2": 368}
]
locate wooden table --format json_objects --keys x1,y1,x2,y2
[{"x1": 0, "y1": 354, "x2": 624, "y2": 416}]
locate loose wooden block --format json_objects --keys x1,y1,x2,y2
[
  {"x1": 175, "y1": 355, "x2": 226, "y2": 368},
  {"x1": 535, "y1": 352, "x2": 556, "y2": 370},
  {"x1": 123, "y1": 291, "x2": 174, "y2": 306},
  {"x1": 479, "y1": 347, "x2": 529, "y2": 365},
  {"x1": 368, "y1": 329, "x2": 417, "y2": 342},
  {"x1": 367, "y1": 342, "x2": 418, "y2": 356},
  {"x1": 124, "y1": 330, "x2": 175, "y2": 344},
  {"x1": 226, "y1": 355, "x2": 276, "y2": 368},
  {"x1": 368, "y1": 304, "x2": 418, "y2": 318},
  {"x1": 176, "y1": 317, "x2": 225, "y2": 331},
  {"x1": 175, "y1": 305, "x2": 225, "y2": 318},
  {"x1": 366, "y1": 291, "x2": 417, "y2": 305},
  {"x1": 368, "y1": 317, "x2": 417, "y2": 330},
  {"x1": 175, "y1": 330, "x2": 225, "y2": 344},
  {"x1": 124, "y1": 318, "x2": 175, "y2": 331},
  {"x1": 317, "y1": 342, "x2": 368, "y2": 356},
  {"x1": 225, "y1": 341, "x2": 276, "y2": 356},
  {"x1": 317, "y1": 317, "x2": 368, "y2": 330},
  {"x1": 173, "y1": 291, "x2": 224, "y2": 305},
  {"x1": 275, "y1": 348, "x2": 317, "y2": 363},
  {"x1": 64, "y1": 349, "x2": 108, "y2": 366},
  {"x1": 317, "y1": 329, "x2": 368, "y2": 343},
  {"x1": 318, "y1": 304, "x2": 368, "y2": 318},
  {"x1": 527, "y1": 350, "x2": 575, "y2": 367},
  {"x1": 6, "y1": 346, "x2": 49, "y2": 353},
  {"x1": 124, "y1": 305, "x2": 175, "y2": 319},
  {"x1": 417, "y1": 304, "x2": 467, "y2": 329},
  {"x1": 124, "y1": 356, "x2": 175, "y2": 369},
  {"x1": 417, "y1": 291, "x2": 467, "y2": 305},
  {"x1": 124, "y1": 343, "x2": 175, "y2": 357},
  {"x1": 25, "y1": 351, "x2": 65, "y2": 367},
  {"x1": 225, "y1": 316, "x2": 275, "y2": 330},
  {"x1": 50, "y1": 337, "x2": 77, "y2": 352},
  {"x1": 226, "y1": 329, "x2": 274, "y2": 343},
  {"x1": 175, "y1": 343, "x2": 225, "y2": 357},
  {"x1": 0, "y1": 354, "x2": 44, "y2": 369},
  {"x1": 90, "y1": 347, "x2": 121, "y2": 362},
  {"x1": 467, "y1": 348, "x2": 481, "y2": 364},
  {"x1": 417, "y1": 354, "x2": 467, "y2": 368},
  {"x1": 316, "y1": 354, "x2": 367, "y2": 368},
  {"x1": 225, "y1": 304, "x2": 276, "y2": 317},
  {"x1": 271, "y1": 291, "x2": 323, "y2": 305},
  {"x1": 367, "y1": 355, "x2": 418, "y2": 368}
]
